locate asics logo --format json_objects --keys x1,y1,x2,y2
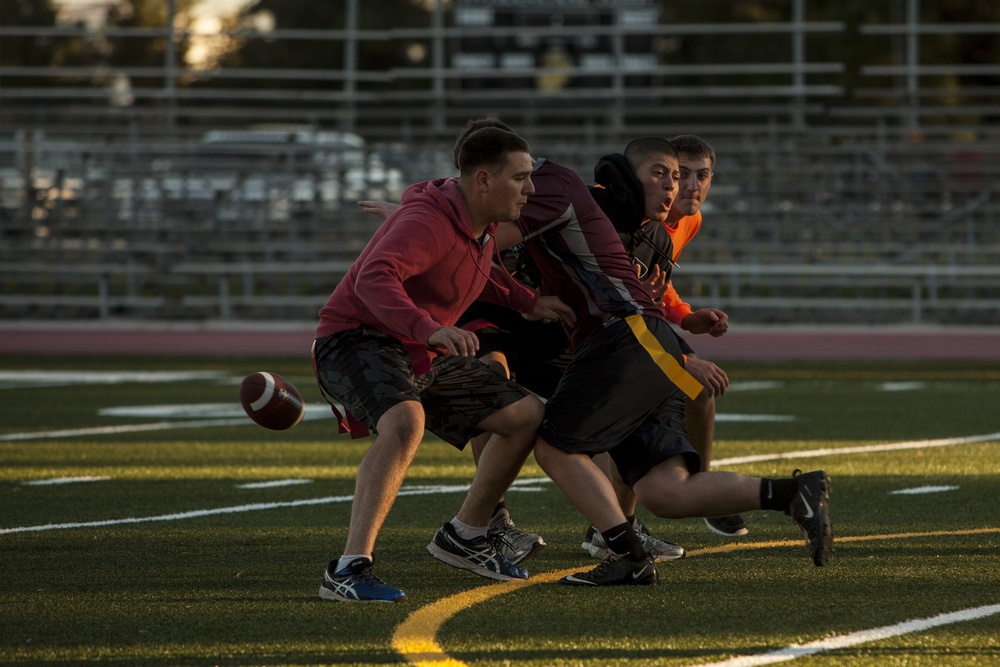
[{"x1": 798, "y1": 492, "x2": 815, "y2": 519}]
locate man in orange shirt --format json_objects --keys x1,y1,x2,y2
[{"x1": 660, "y1": 134, "x2": 747, "y2": 538}]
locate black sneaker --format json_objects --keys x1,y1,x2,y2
[
  {"x1": 561, "y1": 552, "x2": 658, "y2": 586},
  {"x1": 427, "y1": 521, "x2": 529, "y2": 581},
  {"x1": 787, "y1": 469, "x2": 833, "y2": 566},
  {"x1": 488, "y1": 508, "x2": 546, "y2": 565},
  {"x1": 704, "y1": 514, "x2": 749, "y2": 537},
  {"x1": 318, "y1": 557, "x2": 406, "y2": 603}
]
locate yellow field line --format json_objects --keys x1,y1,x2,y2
[{"x1": 391, "y1": 527, "x2": 1000, "y2": 667}]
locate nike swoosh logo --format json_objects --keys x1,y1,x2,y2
[
  {"x1": 608, "y1": 531, "x2": 627, "y2": 542},
  {"x1": 632, "y1": 564, "x2": 651, "y2": 579},
  {"x1": 798, "y1": 493, "x2": 814, "y2": 519},
  {"x1": 767, "y1": 481, "x2": 773, "y2": 499}
]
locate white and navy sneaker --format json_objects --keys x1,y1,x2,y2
[
  {"x1": 787, "y1": 469, "x2": 833, "y2": 566},
  {"x1": 427, "y1": 521, "x2": 529, "y2": 581},
  {"x1": 318, "y1": 557, "x2": 406, "y2": 603},
  {"x1": 581, "y1": 521, "x2": 686, "y2": 562},
  {"x1": 487, "y1": 508, "x2": 546, "y2": 565},
  {"x1": 561, "y1": 552, "x2": 658, "y2": 586}
]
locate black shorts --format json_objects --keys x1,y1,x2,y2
[
  {"x1": 313, "y1": 327, "x2": 531, "y2": 449},
  {"x1": 459, "y1": 301, "x2": 570, "y2": 399},
  {"x1": 538, "y1": 315, "x2": 700, "y2": 485}
]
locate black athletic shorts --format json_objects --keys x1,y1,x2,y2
[
  {"x1": 313, "y1": 327, "x2": 531, "y2": 449},
  {"x1": 459, "y1": 300, "x2": 571, "y2": 399},
  {"x1": 538, "y1": 315, "x2": 701, "y2": 486}
]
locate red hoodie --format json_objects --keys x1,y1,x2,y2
[{"x1": 316, "y1": 177, "x2": 539, "y2": 372}]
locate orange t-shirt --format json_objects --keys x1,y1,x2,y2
[{"x1": 660, "y1": 212, "x2": 702, "y2": 325}]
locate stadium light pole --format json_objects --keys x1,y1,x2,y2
[
  {"x1": 792, "y1": 0, "x2": 806, "y2": 131},
  {"x1": 431, "y1": 0, "x2": 445, "y2": 134},
  {"x1": 165, "y1": 0, "x2": 177, "y2": 130},
  {"x1": 343, "y1": 0, "x2": 359, "y2": 133},
  {"x1": 905, "y1": 0, "x2": 920, "y2": 131}
]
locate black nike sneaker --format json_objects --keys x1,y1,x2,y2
[
  {"x1": 787, "y1": 469, "x2": 833, "y2": 566},
  {"x1": 560, "y1": 552, "x2": 658, "y2": 586},
  {"x1": 704, "y1": 514, "x2": 748, "y2": 537}
]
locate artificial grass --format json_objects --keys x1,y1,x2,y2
[{"x1": 1, "y1": 357, "x2": 998, "y2": 666}]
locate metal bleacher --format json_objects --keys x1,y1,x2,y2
[{"x1": 2, "y1": 0, "x2": 999, "y2": 326}]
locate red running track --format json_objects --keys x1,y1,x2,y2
[{"x1": 1, "y1": 323, "x2": 998, "y2": 360}]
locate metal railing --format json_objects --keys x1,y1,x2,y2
[{"x1": 2, "y1": 2, "x2": 999, "y2": 324}]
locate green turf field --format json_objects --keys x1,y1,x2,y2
[{"x1": 2, "y1": 356, "x2": 999, "y2": 666}]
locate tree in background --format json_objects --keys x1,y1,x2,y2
[
  {"x1": 217, "y1": 0, "x2": 433, "y2": 90},
  {"x1": 1, "y1": 0, "x2": 64, "y2": 87},
  {"x1": 3, "y1": 0, "x2": 998, "y2": 134}
]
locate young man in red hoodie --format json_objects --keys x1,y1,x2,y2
[{"x1": 313, "y1": 127, "x2": 574, "y2": 602}]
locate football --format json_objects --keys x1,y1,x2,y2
[{"x1": 239, "y1": 371, "x2": 306, "y2": 430}]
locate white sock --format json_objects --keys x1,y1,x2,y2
[
  {"x1": 335, "y1": 554, "x2": 370, "y2": 572},
  {"x1": 450, "y1": 517, "x2": 487, "y2": 541}
]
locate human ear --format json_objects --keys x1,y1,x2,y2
[{"x1": 476, "y1": 169, "x2": 491, "y2": 192}]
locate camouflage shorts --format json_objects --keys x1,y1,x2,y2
[{"x1": 313, "y1": 327, "x2": 531, "y2": 448}]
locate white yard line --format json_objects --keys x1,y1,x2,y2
[
  {"x1": 0, "y1": 478, "x2": 551, "y2": 535},
  {"x1": 0, "y1": 418, "x2": 252, "y2": 441},
  {"x1": 890, "y1": 485, "x2": 960, "y2": 495},
  {"x1": 21, "y1": 476, "x2": 112, "y2": 486},
  {"x1": 4, "y1": 432, "x2": 999, "y2": 535},
  {"x1": 0, "y1": 370, "x2": 227, "y2": 389},
  {"x1": 693, "y1": 603, "x2": 1000, "y2": 667},
  {"x1": 712, "y1": 432, "x2": 1000, "y2": 467},
  {"x1": 715, "y1": 414, "x2": 795, "y2": 423},
  {"x1": 0, "y1": 411, "x2": 766, "y2": 442},
  {"x1": 235, "y1": 479, "x2": 313, "y2": 489},
  {"x1": 0, "y1": 483, "x2": 469, "y2": 535}
]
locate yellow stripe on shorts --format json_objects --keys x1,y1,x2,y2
[{"x1": 625, "y1": 314, "x2": 704, "y2": 400}]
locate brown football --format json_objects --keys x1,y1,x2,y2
[{"x1": 239, "y1": 371, "x2": 306, "y2": 430}]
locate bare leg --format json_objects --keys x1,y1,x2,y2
[
  {"x1": 470, "y1": 349, "x2": 510, "y2": 491},
  {"x1": 687, "y1": 391, "x2": 749, "y2": 535},
  {"x1": 633, "y1": 456, "x2": 760, "y2": 519},
  {"x1": 594, "y1": 452, "x2": 637, "y2": 516},
  {"x1": 343, "y1": 400, "x2": 425, "y2": 556},
  {"x1": 534, "y1": 438, "x2": 627, "y2": 532},
  {"x1": 453, "y1": 396, "x2": 544, "y2": 527},
  {"x1": 686, "y1": 393, "x2": 715, "y2": 472},
  {"x1": 470, "y1": 432, "x2": 489, "y2": 467}
]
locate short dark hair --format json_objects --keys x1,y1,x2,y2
[
  {"x1": 623, "y1": 137, "x2": 678, "y2": 172},
  {"x1": 457, "y1": 127, "x2": 531, "y2": 176},
  {"x1": 670, "y1": 134, "x2": 716, "y2": 168},
  {"x1": 453, "y1": 117, "x2": 516, "y2": 169}
]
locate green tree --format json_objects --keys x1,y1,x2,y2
[
  {"x1": 219, "y1": 0, "x2": 433, "y2": 89},
  {"x1": 1, "y1": 0, "x2": 61, "y2": 86}
]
